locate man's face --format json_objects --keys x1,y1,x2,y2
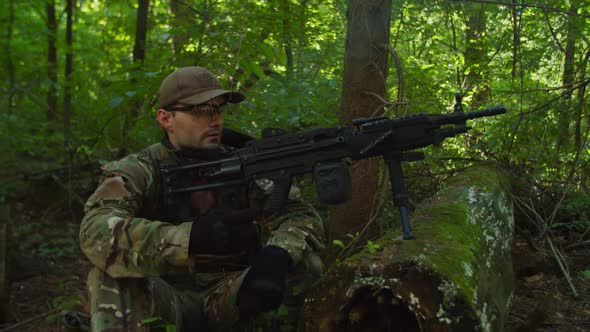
[{"x1": 159, "y1": 96, "x2": 226, "y2": 150}]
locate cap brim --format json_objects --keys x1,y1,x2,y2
[{"x1": 177, "y1": 89, "x2": 246, "y2": 105}]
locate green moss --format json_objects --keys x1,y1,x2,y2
[
  {"x1": 393, "y1": 200, "x2": 481, "y2": 304},
  {"x1": 444, "y1": 163, "x2": 510, "y2": 194},
  {"x1": 340, "y1": 163, "x2": 514, "y2": 331}
]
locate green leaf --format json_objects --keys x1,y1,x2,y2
[
  {"x1": 257, "y1": 42, "x2": 276, "y2": 59},
  {"x1": 239, "y1": 59, "x2": 265, "y2": 78},
  {"x1": 346, "y1": 233, "x2": 357, "y2": 239},
  {"x1": 53, "y1": 295, "x2": 82, "y2": 310},
  {"x1": 581, "y1": 270, "x2": 590, "y2": 279},
  {"x1": 332, "y1": 239, "x2": 345, "y2": 249},
  {"x1": 141, "y1": 317, "x2": 161, "y2": 324},
  {"x1": 109, "y1": 97, "x2": 124, "y2": 109},
  {"x1": 277, "y1": 304, "x2": 289, "y2": 317},
  {"x1": 366, "y1": 241, "x2": 381, "y2": 254},
  {"x1": 291, "y1": 283, "x2": 306, "y2": 296}
]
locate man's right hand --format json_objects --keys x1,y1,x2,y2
[{"x1": 188, "y1": 208, "x2": 259, "y2": 255}]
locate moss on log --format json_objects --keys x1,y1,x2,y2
[{"x1": 301, "y1": 163, "x2": 514, "y2": 331}]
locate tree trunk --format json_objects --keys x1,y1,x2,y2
[
  {"x1": 0, "y1": 205, "x2": 9, "y2": 323},
  {"x1": 575, "y1": 50, "x2": 590, "y2": 152},
  {"x1": 168, "y1": 0, "x2": 193, "y2": 60},
  {"x1": 557, "y1": 3, "x2": 577, "y2": 149},
  {"x1": 64, "y1": 0, "x2": 74, "y2": 147},
  {"x1": 46, "y1": 0, "x2": 58, "y2": 121},
  {"x1": 331, "y1": 0, "x2": 392, "y2": 241},
  {"x1": 280, "y1": 0, "x2": 294, "y2": 83},
  {"x1": 302, "y1": 163, "x2": 514, "y2": 332},
  {"x1": 6, "y1": 0, "x2": 15, "y2": 114},
  {"x1": 133, "y1": 0, "x2": 149, "y2": 66},
  {"x1": 119, "y1": 0, "x2": 149, "y2": 156},
  {"x1": 463, "y1": 3, "x2": 488, "y2": 106},
  {"x1": 510, "y1": 1, "x2": 521, "y2": 81}
]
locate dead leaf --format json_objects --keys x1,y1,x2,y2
[{"x1": 524, "y1": 273, "x2": 545, "y2": 284}]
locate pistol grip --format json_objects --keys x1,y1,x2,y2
[{"x1": 263, "y1": 176, "x2": 293, "y2": 213}]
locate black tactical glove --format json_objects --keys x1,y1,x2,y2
[
  {"x1": 237, "y1": 245, "x2": 293, "y2": 318},
  {"x1": 189, "y1": 208, "x2": 259, "y2": 255}
]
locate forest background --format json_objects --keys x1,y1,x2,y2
[{"x1": 0, "y1": 0, "x2": 589, "y2": 330}]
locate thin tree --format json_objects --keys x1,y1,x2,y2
[
  {"x1": 6, "y1": 0, "x2": 15, "y2": 114},
  {"x1": 462, "y1": 2, "x2": 489, "y2": 107},
  {"x1": 557, "y1": 3, "x2": 577, "y2": 149},
  {"x1": 63, "y1": 0, "x2": 75, "y2": 218},
  {"x1": 46, "y1": 0, "x2": 58, "y2": 121},
  {"x1": 575, "y1": 50, "x2": 590, "y2": 152},
  {"x1": 511, "y1": 0, "x2": 522, "y2": 81},
  {"x1": 133, "y1": 0, "x2": 149, "y2": 67},
  {"x1": 168, "y1": 0, "x2": 191, "y2": 61},
  {"x1": 119, "y1": 0, "x2": 149, "y2": 156},
  {"x1": 64, "y1": 0, "x2": 74, "y2": 147},
  {"x1": 280, "y1": 0, "x2": 294, "y2": 83}
]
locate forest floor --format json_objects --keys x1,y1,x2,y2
[{"x1": 1, "y1": 189, "x2": 590, "y2": 331}]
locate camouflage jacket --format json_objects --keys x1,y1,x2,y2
[{"x1": 79, "y1": 139, "x2": 325, "y2": 279}]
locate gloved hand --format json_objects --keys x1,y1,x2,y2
[
  {"x1": 237, "y1": 245, "x2": 293, "y2": 318},
  {"x1": 189, "y1": 208, "x2": 259, "y2": 256}
]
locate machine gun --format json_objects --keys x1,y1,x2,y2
[{"x1": 163, "y1": 96, "x2": 506, "y2": 239}]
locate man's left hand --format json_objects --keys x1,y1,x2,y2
[{"x1": 236, "y1": 245, "x2": 292, "y2": 318}]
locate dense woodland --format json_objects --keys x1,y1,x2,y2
[{"x1": 0, "y1": 0, "x2": 589, "y2": 331}]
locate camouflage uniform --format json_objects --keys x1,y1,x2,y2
[{"x1": 80, "y1": 139, "x2": 325, "y2": 331}]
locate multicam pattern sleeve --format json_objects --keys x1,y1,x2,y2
[
  {"x1": 79, "y1": 154, "x2": 191, "y2": 278},
  {"x1": 257, "y1": 180, "x2": 326, "y2": 268}
]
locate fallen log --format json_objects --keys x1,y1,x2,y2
[{"x1": 301, "y1": 163, "x2": 514, "y2": 331}]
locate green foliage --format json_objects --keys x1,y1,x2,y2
[
  {"x1": 365, "y1": 240, "x2": 381, "y2": 254},
  {"x1": 327, "y1": 232, "x2": 359, "y2": 273},
  {"x1": 52, "y1": 294, "x2": 84, "y2": 311},
  {"x1": 551, "y1": 220, "x2": 590, "y2": 231},
  {"x1": 2, "y1": 2, "x2": 590, "y2": 329},
  {"x1": 329, "y1": 233, "x2": 384, "y2": 271},
  {"x1": 38, "y1": 238, "x2": 80, "y2": 258},
  {"x1": 46, "y1": 295, "x2": 90, "y2": 329},
  {"x1": 141, "y1": 317, "x2": 176, "y2": 332},
  {"x1": 332, "y1": 239, "x2": 345, "y2": 249},
  {"x1": 0, "y1": 0, "x2": 347, "y2": 177},
  {"x1": 560, "y1": 191, "x2": 590, "y2": 219},
  {"x1": 14, "y1": 223, "x2": 35, "y2": 237},
  {"x1": 1, "y1": 0, "x2": 589, "y2": 240},
  {"x1": 551, "y1": 191, "x2": 590, "y2": 234},
  {"x1": 249, "y1": 304, "x2": 296, "y2": 332}
]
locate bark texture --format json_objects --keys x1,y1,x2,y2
[
  {"x1": 46, "y1": 0, "x2": 58, "y2": 120},
  {"x1": 301, "y1": 163, "x2": 514, "y2": 331},
  {"x1": 332, "y1": 0, "x2": 392, "y2": 241},
  {"x1": 0, "y1": 205, "x2": 9, "y2": 323},
  {"x1": 6, "y1": 0, "x2": 15, "y2": 114},
  {"x1": 557, "y1": 3, "x2": 577, "y2": 148},
  {"x1": 463, "y1": 3, "x2": 489, "y2": 106},
  {"x1": 64, "y1": 0, "x2": 74, "y2": 145},
  {"x1": 118, "y1": 0, "x2": 149, "y2": 157}
]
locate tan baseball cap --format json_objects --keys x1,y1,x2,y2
[{"x1": 157, "y1": 66, "x2": 246, "y2": 109}]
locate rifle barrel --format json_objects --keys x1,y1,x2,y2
[{"x1": 465, "y1": 105, "x2": 507, "y2": 120}]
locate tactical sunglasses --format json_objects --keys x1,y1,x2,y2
[{"x1": 167, "y1": 103, "x2": 227, "y2": 117}]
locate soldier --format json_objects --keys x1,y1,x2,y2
[{"x1": 79, "y1": 66, "x2": 325, "y2": 331}]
